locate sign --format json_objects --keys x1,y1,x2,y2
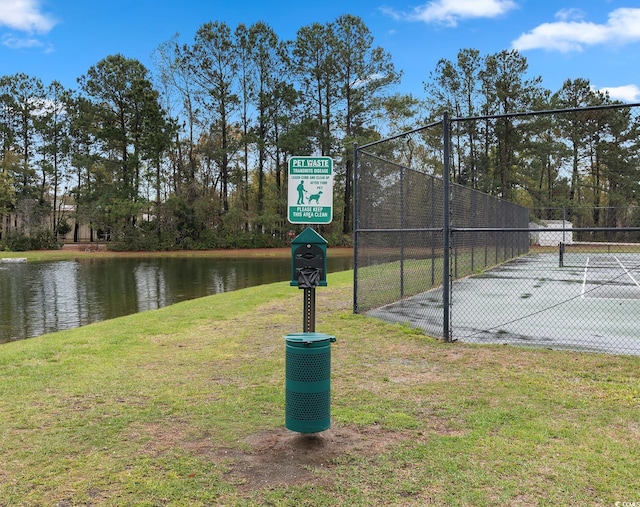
[{"x1": 287, "y1": 156, "x2": 333, "y2": 224}]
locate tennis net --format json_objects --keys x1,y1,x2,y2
[{"x1": 559, "y1": 241, "x2": 640, "y2": 268}]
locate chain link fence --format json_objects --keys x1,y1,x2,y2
[{"x1": 354, "y1": 106, "x2": 640, "y2": 356}]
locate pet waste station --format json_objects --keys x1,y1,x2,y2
[{"x1": 285, "y1": 156, "x2": 336, "y2": 434}]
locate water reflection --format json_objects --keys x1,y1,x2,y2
[{"x1": 0, "y1": 255, "x2": 352, "y2": 343}]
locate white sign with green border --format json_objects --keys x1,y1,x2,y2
[{"x1": 287, "y1": 156, "x2": 333, "y2": 224}]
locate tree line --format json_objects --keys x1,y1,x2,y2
[
  {"x1": 1, "y1": 16, "x2": 638, "y2": 250},
  {"x1": 421, "y1": 48, "x2": 640, "y2": 229}
]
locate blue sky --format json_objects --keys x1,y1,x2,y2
[{"x1": 1, "y1": 0, "x2": 640, "y2": 102}]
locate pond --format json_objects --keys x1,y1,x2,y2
[{"x1": 0, "y1": 254, "x2": 353, "y2": 344}]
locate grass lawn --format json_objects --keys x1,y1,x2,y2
[
  {"x1": 0, "y1": 247, "x2": 297, "y2": 262},
  {"x1": 0, "y1": 269, "x2": 639, "y2": 506}
]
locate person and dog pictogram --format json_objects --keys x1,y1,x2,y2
[{"x1": 297, "y1": 180, "x2": 323, "y2": 204}]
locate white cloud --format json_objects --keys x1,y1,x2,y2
[
  {"x1": 0, "y1": 0, "x2": 57, "y2": 33},
  {"x1": 1, "y1": 33, "x2": 42, "y2": 48},
  {"x1": 554, "y1": 8, "x2": 586, "y2": 23},
  {"x1": 598, "y1": 85, "x2": 640, "y2": 103},
  {"x1": 382, "y1": 0, "x2": 518, "y2": 27},
  {"x1": 512, "y1": 7, "x2": 640, "y2": 52}
]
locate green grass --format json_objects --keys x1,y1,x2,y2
[
  {"x1": 1, "y1": 269, "x2": 639, "y2": 506},
  {"x1": 355, "y1": 248, "x2": 524, "y2": 311}
]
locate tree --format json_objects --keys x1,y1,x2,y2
[
  {"x1": 1, "y1": 73, "x2": 44, "y2": 199},
  {"x1": 595, "y1": 99, "x2": 640, "y2": 231},
  {"x1": 153, "y1": 35, "x2": 200, "y2": 195},
  {"x1": 425, "y1": 49, "x2": 485, "y2": 187},
  {"x1": 480, "y1": 50, "x2": 543, "y2": 199},
  {"x1": 292, "y1": 16, "x2": 399, "y2": 234},
  {"x1": 138, "y1": 82, "x2": 176, "y2": 240},
  {"x1": 293, "y1": 22, "x2": 337, "y2": 157},
  {"x1": 553, "y1": 78, "x2": 601, "y2": 219},
  {"x1": 187, "y1": 22, "x2": 240, "y2": 216},
  {"x1": 519, "y1": 93, "x2": 570, "y2": 216},
  {"x1": 246, "y1": 22, "x2": 286, "y2": 229},
  {"x1": 0, "y1": 152, "x2": 17, "y2": 218},
  {"x1": 332, "y1": 14, "x2": 400, "y2": 234},
  {"x1": 38, "y1": 81, "x2": 72, "y2": 234},
  {"x1": 78, "y1": 54, "x2": 169, "y2": 233},
  {"x1": 235, "y1": 23, "x2": 255, "y2": 229}
]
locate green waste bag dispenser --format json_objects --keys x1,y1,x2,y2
[{"x1": 290, "y1": 227, "x2": 327, "y2": 289}]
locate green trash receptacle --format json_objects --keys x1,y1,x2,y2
[{"x1": 284, "y1": 332, "x2": 336, "y2": 433}]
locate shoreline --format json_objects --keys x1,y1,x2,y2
[{"x1": 0, "y1": 246, "x2": 354, "y2": 262}]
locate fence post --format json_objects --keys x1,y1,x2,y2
[
  {"x1": 400, "y1": 166, "x2": 405, "y2": 299},
  {"x1": 443, "y1": 112, "x2": 452, "y2": 342},
  {"x1": 353, "y1": 142, "x2": 359, "y2": 314}
]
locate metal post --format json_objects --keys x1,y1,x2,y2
[
  {"x1": 353, "y1": 142, "x2": 359, "y2": 314},
  {"x1": 443, "y1": 112, "x2": 452, "y2": 342},
  {"x1": 303, "y1": 287, "x2": 316, "y2": 332},
  {"x1": 400, "y1": 165, "x2": 405, "y2": 299},
  {"x1": 484, "y1": 193, "x2": 488, "y2": 267},
  {"x1": 431, "y1": 177, "x2": 435, "y2": 286}
]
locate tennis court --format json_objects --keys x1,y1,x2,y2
[{"x1": 368, "y1": 246, "x2": 640, "y2": 355}]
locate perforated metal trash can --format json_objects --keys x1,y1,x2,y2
[{"x1": 284, "y1": 332, "x2": 336, "y2": 433}]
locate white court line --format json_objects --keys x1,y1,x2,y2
[
  {"x1": 582, "y1": 255, "x2": 640, "y2": 300},
  {"x1": 581, "y1": 257, "x2": 589, "y2": 298},
  {"x1": 615, "y1": 256, "x2": 640, "y2": 288}
]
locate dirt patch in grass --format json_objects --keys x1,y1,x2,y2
[
  {"x1": 129, "y1": 419, "x2": 414, "y2": 491},
  {"x1": 222, "y1": 424, "x2": 411, "y2": 492}
]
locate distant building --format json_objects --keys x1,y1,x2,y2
[
  {"x1": 530, "y1": 220, "x2": 573, "y2": 246},
  {"x1": 1, "y1": 203, "x2": 97, "y2": 245}
]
